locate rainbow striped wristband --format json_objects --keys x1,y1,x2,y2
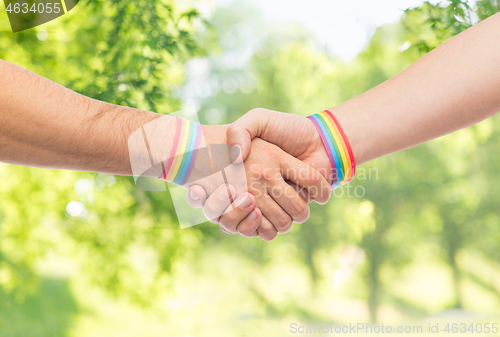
[
  {"x1": 161, "y1": 117, "x2": 202, "y2": 185},
  {"x1": 308, "y1": 110, "x2": 356, "y2": 189}
]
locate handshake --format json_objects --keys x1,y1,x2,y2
[
  {"x1": 3, "y1": 15, "x2": 499, "y2": 241},
  {"x1": 176, "y1": 108, "x2": 357, "y2": 241}
]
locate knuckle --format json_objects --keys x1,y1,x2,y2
[
  {"x1": 281, "y1": 222, "x2": 294, "y2": 233},
  {"x1": 239, "y1": 228, "x2": 252, "y2": 237},
  {"x1": 290, "y1": 200, "x2": 309, "y2": 218},
  {"x1": 249, "y1": 163, "x2": 264, "y2": 177},
  {"x1": 259, "y1": 227, "x2": 278, "y2": 241},
  {"x1": 262, "y1": 167, "x2": 275, "y2": 181},
  {"x1": 257, "y1": 222, "x2": 274, "y2": 236},
  {"x1": 248, "y1": 183, "x2": 261, "y2": 196},
  {"x1": 306, "y1": 169, "x2": 321, "y2": 186},
  {"x1": 204, "y1": 203, "x2": 221, "y2": 219},
  {"x1": 239, "y1": 222, "x2": 259, "y2": 237},
  {"x1": 294, "y1": 206, "x2": 310, "y2": 224},
  {"x1": 323, "y1": 190, "x2": 332, "y2": 203},
  {"x1": 264, "y1": 144, "x2": 280, "y2": 158},
  {"x1": 274, "y1": 212, "x2": 292, "y2": 231},
  {"x1": 250, "y1": 162, "x2": 275, "y2": 182},
  {"x1": 219, "y1": 214, "x2": 237, "y2": 231},
  {"x1": 227, "y1": 123, "x2": 237, "y2": 136},
  {"x1": 248, "y1": 108, "x2": 266, "y2": 117},
  {"x1": 317, "y1": 188, "x2": 331, "y2": 203},
  {"x1": 238, "y1": 209, "x2": 261, "y2": 237}
]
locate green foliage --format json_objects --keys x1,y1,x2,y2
[
  {"x1": 0, "y1": 278, "x2": 78, "y2": 337},
  {"x1": 476, "y1": 0, "x2": 500, "y2": 20},
  {"x1": 403, "y1": 0, "x2": 499, "y2": 54},
  {"x1": 0, "y1": 0, "x2": 209, "y2": 305},
  {"x1": 0, "y1": 0, "x2": 204, "y2": 112},
  {"x1": 1, "y1": 0, "x2": 500, "y2": 331},
  {"x1": 194, "y1": 0, "x2": 500, "y2": 323}
]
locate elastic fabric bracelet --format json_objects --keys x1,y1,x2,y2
[
  {"x1": 161, "y1": 117, "x2": 202, "y2": 185},
  {"x1": 307, "y1": 110, "x2": 356, "y2": 190}
]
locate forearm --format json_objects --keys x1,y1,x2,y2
[
  {"x1": 334, "y1": 13, "x2": 500, "y2": 165},
  {"x1": 0, "y1": 60, "x2": 183, "y2": 175}
]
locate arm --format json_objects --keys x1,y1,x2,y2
[
  {"x1": 332, "y1": 12, "x2": 500, "y2": 165},
  {"x1": 0, "y1": 60, "x2": 331, "y2": 240},
  {"x1": 190, "y1": 12, "x2": 500, "y2": 231},
  {"x1": 0, "y1": 59, "x2": 254, "y2": 178},
  {"x1": 227, "y1": 12, "x2": 500, "y2": 169},
  {"x1": 0, "y1": 59, "x2": 165, "y2": 175}
]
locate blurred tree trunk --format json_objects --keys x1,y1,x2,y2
[
  {"x1": 368, "y1": 263, "x2": 380, "y2": 323},
  {"x1": 449, "y1": 251, "x2": 463, "y2": 309},
  {"x1": 443, "y1": 219, "x2": 463, "y2": 309},
  {"x1": 361, "y1": 229, "x2": 385, "y2": 324}
]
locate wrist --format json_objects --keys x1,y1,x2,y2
[
  {"x1": 307, "y1": 110, "x2": 357, "y2": 187},
  {"x1": 173, "y1": 124, "x2": 230, "y2": 191},
  {"x1": 200, "y1": 124, "x2": 228, "y2": 147},
  {"x1": 94, "y1": 102, "x2": 168, "y2": 176},
  {"x1": 304, "y1": 118, "x2": 337, "y2": 185},
  {"x1": 327, "y1": 102, "x2": 375, "y2": 166}
]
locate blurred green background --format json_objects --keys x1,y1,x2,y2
[{"x1": 1, "y1": 0, "x2": 500, "y2": 336}]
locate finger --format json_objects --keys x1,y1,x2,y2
[
  {"x1": 268, "y1": 179, "x2": 310, "y2": 224},
  {"x1": 256, "y1": 216, "x2": 279, "y2": 241},
  {"x1": 287, "y1": 180, "x2": 332, "y2": 206},
  {"x1": 237, "y1": 208, "x2": 262, "y2": 238},
  {"x1": 226, "y1": 108, "x2": 272, "y2": 162},
  {"x1": 186, "y1": 185, "x2": 208, "y2": 208},
  {"x1": 287, "y1": 181, "x2": 313, "y2": 203},
  {"x1": 219, "y1": 224, "x2": 235, "y2": 235},
  {"x1": 203, "y1": 184, "x2": 237, "y2": 223},
  {"x1": 279, "y1": 155, "x2": 332, "y2": 205},
  {"x1": 256, "y1": 192, "x2": 293, "y2": 234},
  {"x1": 219, "y1": 193, "x2": 257, "y2": 234}
]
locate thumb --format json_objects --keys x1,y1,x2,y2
[
  {"x1": 227, "y1": 108, "x2": 271, "y2": 162},
  {"x1": 186, "y1": 185, "x2": 208, "y2": 208}
]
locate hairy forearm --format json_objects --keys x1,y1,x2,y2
[
  {"x1": 0, "y1": 60, "x2": 171, "y2": 175},
  {"x1": 0, "y1": 59, "x2": 228, "y2": 177},
  {"x1": 334, "y1": 13, "x2": 500, "y2": 165}
]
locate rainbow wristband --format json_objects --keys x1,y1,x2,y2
[
  {"x1": 308, "y1": 110, "x2": 356, "y2": 189},
  {"x1": 161, "y1": 117, "x2": 202, "y2": 185}
]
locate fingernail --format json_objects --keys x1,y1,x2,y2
[
  {"x1": 218, "y1": 185, "x2": 231, "y2": 201},
  {"x1": 237, "y1": 194, "x2": 252, "y2": 208},
  {"x1": 248, "y1": 209, "x2": 258, "y2": 221},
  {"x1": 189, "y1": 189, "x2": 200, "y2": 201},
  {"x1": 230, "y1": 145, "x2": 241, "y2": 163}
]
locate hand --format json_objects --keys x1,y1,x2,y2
[
  {"x1": 189, "y1": 124, "x2": 331, "y2": 240},
  {"x1": 227, "y1": 108, "x2": 334, "y2": 181},
  {"x1": 187, "y1": 109, "x2": 335, "y2": 239}
]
